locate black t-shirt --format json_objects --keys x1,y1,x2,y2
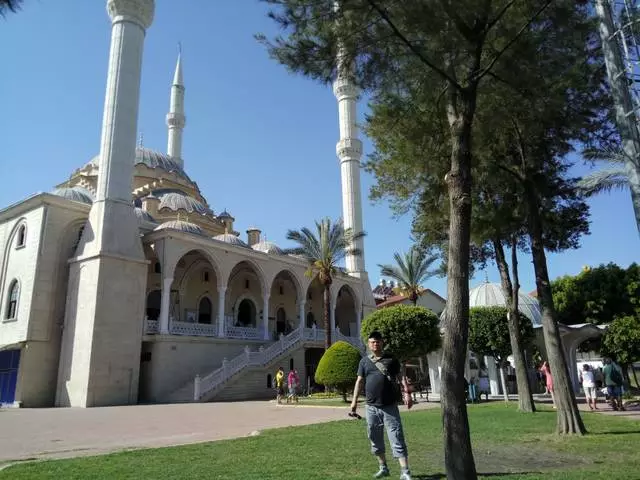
[{"x1": 357, "y1": 354, "x2": 400, "y2": 407}]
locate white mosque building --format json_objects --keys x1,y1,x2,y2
[{"x1": 0, "y1": 0, "x2": 376, "y2": 407}]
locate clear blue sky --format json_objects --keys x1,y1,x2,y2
[{"x1": 0, "y1": 1, "x2": 637, "y2": 298}]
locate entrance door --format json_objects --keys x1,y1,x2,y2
[
  {"x1": 0, "y1": 349, "x2": 20, "y2": 405},
  {"x1": 276, "y1": 308, "x2": 286, "y2": 335}
]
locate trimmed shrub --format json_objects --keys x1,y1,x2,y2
[
  {"x1": 315, "y1": 341, "x2": 362, "y2": 401},
  {"x1": 360, "y1": 305, "x2": 441, "y2": 361}
]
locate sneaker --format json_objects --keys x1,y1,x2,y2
[
  {"x1": 399, "y1": 471, "x2": 412, "y2": 480},
  {"x1": 373, "y1": 465, "x2": 390, "y2": 478}
]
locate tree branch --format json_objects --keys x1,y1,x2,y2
[
  {"x1": 365, "y1": 0, "x2": 463, "y2": 91},
  {"x1": 474, "y1": 0, "x2": 553, "y2": 82}
]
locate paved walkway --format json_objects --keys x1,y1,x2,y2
[{"x1": 0, "y1": 400, "x2": 439, "y2": 464}]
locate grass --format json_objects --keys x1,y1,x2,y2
[{"x1": 1, "y1": 403, "x2": 639, "y2": 479}]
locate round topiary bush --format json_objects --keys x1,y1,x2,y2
[
  {"x1": 314, "y1": 341, "x2": 362, "y2": 401},
  {"x1": 360, "y1": 304, "x2": 441, "y2": 361}
]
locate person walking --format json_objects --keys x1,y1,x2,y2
[
  {"x1": 539, "y1": 361, "x2": 555, "y2": 408},
  {"x1": 287, "y1": 368, "x2": 300, "y2": 404},
  {"x1": 275, "y1": 367, "x2": 285, "y2": 405},
  {"x1": 350, "y1": 331, "x2": 413, "y2": 480},
  {"x1": 579, "y1": 364, "x2": 598, "y2": 411},
  {"x1": 603, "y1": 358, "x2": 625, "y2": 411}
]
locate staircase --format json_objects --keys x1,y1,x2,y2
[{"x1": 166, "y1": 326, "x2": 365, "y2": 403}]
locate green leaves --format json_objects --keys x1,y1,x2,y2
[
  {"x1": 378, "y1": 246, "x2": 438, "y2": 303},
  {"x1": 468, "y1": 306, "x2": 535, "y2": 363},
  {"x1": 360, "y1": 304, "x2": 441, "y2": 361},
  {"x1": 315, "y1": 341, "x2": 362, "y2": 391},
  {"x1": 602, "y1": 314, "x2": 640, "y2": 366}
]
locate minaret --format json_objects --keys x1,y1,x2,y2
[
  {"x1": 166, "y1": 48, "x2": 186, "y2": 167},
  {"x1": 56, "y1": 0, "x2": 154, "y2": 407},
  {"x1": 333, "y1": 52, "x2": 366, "y2": 277}
]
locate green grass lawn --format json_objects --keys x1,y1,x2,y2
[{"x1": 2, "y1": 403, "x2": 639, "y2": 479}]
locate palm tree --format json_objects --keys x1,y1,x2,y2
[
  {"x1": 285, "y1": 217, "x2": 365, "y2": 351},
  {"x1": 378, "y1": 246, "x2": 438, "y2": 305},
  {"x1": 0, "y1": 0, "x2": 22, "y2": 16},
  {"x1": 579, "y1": 146, "x2": 639, "y2": 235}
]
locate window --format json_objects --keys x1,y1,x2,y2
[
  {"x1": 5, "y1": 280, "x2": 19, "y2": 320},
  {"x1": 245, "y1": 279, "x2": 250, "y2": 289},
  {"x1": 16, "y1": 225, "x2": 26, "y2": 248},
  {"x1": 276, "y1": 308, "x2": 286, "y2": 334},
  {"x1": 279, "y1": 285, "x2": 284, "y2": 295},
  {"x1": 198, "y1": 297, "x2": 212, "y2": 324},
  {"x1": 203, "y1": 271, "x2": 210, "y2": 283},
  {"x1": 237, "y1": 299, "x2": 256, "y2": 326},
  {"x1": 290, "y1": 358, "x2": 294, "y2": 371},
  {"x1": 306, "y1": 312, "x2": 315, "y2": 328},
  {"x1": 146, "y1": 290, "x2": 161, "y2": 320},
  {"x1": 154, "y1": 262, "x2": 161, "y2": 274},
  {"x1": 72, "y1": 225, "x2": 85, "y2": 254}
]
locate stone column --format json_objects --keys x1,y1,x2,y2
[
  {"x1": 217, "y1": 285, "x2": 226, "y2": 337},
  {"x1": 263, "y1": 294, "x2": 270, "y2": 340},
  {"x1": 298, "y1": 299, "x2": 306, "y2": 329},
  {"x1": 330, "y1": 302, "x2": 336, "y2": 343},
  {"x1": 355, "y1": 304, "x2": 363, "y2": 339},
  {"x1": 158, "y1": 276, "x2": 173, "y2": 334}
]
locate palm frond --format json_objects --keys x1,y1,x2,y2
[
  {"x1": 378, "y1": 246, "x2": 438, "y2": 298},
  {"x1": 582, "y1": 146, "x2": 630, "y2": 165},
  {"x1": 578, "y1": 168, "x2": 629, "y2": 195},
  {"x1": 0, "y1": 0, "x2": 21, "y2": 16}
]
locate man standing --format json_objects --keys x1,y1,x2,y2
[
  {"x1": 350, "y1": 331, "x2": 412, "y2": 480},
  {"x1": 603, "y1": 358, "x2": 625, "y2": 411}
]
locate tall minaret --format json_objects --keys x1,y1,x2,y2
[
  {"x1": 56, "y1": 0, "x2": 154, "y2": 408},
  {"x1": 333, "y1": 52, "x2": 366, "y2": 277},
  {"x1": 166, "y1": 49, "x2": 186, "y2": 167}
]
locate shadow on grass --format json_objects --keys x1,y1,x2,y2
[
  {"x1": 415, "y1": 473, "x2": 541, "y2": 479},
  {"x1": 589, "y1": 429, "x2": 640, "y2": 435}
]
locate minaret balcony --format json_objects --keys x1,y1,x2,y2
[
  {"x1": 166, "y1": 112, "x2": 186, "y2": 129},
  {"x1": 336, "y1": 138, "x2": 362, "y2": 160},
  {"x1": 333, "y1": 77, "x2": 358, "y2": 100}
]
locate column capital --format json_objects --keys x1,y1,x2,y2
[
  {"x1": 217, "y1": 284, "x2": 227, "y2": 293},
  {"x1": 107, "y1": 0, "x2": 155, "y2": 29}
]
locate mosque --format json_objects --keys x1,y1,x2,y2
[{"x1": 0, "y1": 0, "x2": 376, "y2": 407}]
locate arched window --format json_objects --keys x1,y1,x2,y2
[
  {"x1": 5, "y1": 280, "x2": 19, "y2": 320},
  {"x1": 16, "y1": 225, "x2": 26, "y2": 248},
  {"x1": 306, "y1": 311, "x2": 315, "y2": 328},
  {"x1": 146, "y1": 290, "x2": 161, "y2": 320},
  {"x1": 276, "y1": 308, "x2": 286, "y2": 334},
  {"x1": 237, "y1": 299, "x2": 256, "y2": 327},
  {"x1": 198, "y1": 297, "x2": 212, "y2": 324}
]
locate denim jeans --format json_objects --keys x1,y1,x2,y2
[{"x1": 365, "y1": 403, "x2": 408, "y2": 458}]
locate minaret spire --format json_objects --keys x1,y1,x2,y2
[
  {"x1": 166, "y1": 45, "x2": 186, "y2": 167},
  {"x1": 334, "y1": 46, "x2": 366, "y2": 277}
]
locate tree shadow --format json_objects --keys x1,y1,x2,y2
[
  {"x1": 590, "y1": 429, "x2": 640, "y2": 435},
  {"x1": 415, "y1": 473, "x2": 541, "y2": 479}
]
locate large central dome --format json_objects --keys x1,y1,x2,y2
[
  {"x1": 469, "y1": 282, "x2": 542, "y2": 327},
  {"x1": 87, "y1": 147, "x2": 192, "y2": 183}
]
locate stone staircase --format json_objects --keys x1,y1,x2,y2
[{"x1": 166, "y1": 325, "x2": 364, "y2": 403}]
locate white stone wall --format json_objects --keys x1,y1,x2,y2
[{"x1": 0, "y1": 207, "x2": 45, "y2": 346}]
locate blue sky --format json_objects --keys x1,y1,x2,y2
[{"x1": 0, "y1": 1, "x2": 637, "y2": 298}]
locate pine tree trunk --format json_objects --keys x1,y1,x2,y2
[
  {"x1": 323, "y1": 283, "x2": 331, "y2": 351},
  {"x1": 525, "y1": 182, "x2": 586, "y2": 435},
  {"x1": 441, "y1": 91, "x2": 477, "y2": 480},
  {"x1": 499, "y1": 363, "x2": 509, "y2": 402},
  {"x1": 492, "y1": 238, "x2": 536, "y2": 412}
]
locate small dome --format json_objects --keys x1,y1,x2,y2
[
  {"x1": 134, "y1": 207, "x2": 156, "y2": 223},
  {"x1": 213, "y1": 233, "x2": 249, "y2": 248},
  {"x1": 154, "y1": 189, "x2": 212, "y2": 215},
  {"x1": 52, "y1": 186, "x2": 94, "y2": 204},
  {"x1": 217, "y1": 210, "x2": 233, "y2": 219},
  {"x1": 441, "y1": 282, "x2": 542, "y2": 327},
  {"x1": 154, "y1": 220, "x2": 204, "y2": 236},
  {"x1": 252, "y1": 240, "x2": 284, "y2": 255},
  {"x1": 87, "y1": 147, "x2": 192, "y2": 182}
]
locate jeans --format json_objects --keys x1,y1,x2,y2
[{"x1": 366, "y1": 403, "x2": 408, "y2": 458}]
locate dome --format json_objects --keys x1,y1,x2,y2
[
  {"x1": 213, "y1": 233, "x2": 249, "y2": 248},
  {"x1": 87, "y1": 147, "x2": 191, "y2": 182},
  {"x1": 52, "y1": 186, "x2": 94, "y2": 204},
  {"x1": 465, "y1": 282, "x2": 542, "y2": 327},
  {"x1": 252, "y1": 240, "x2": 284, "y2": 255},
  {"x1": 154, "y1": 220, "x2": 204, "y2": 236},
  {"x1": 217, "y1": 209, "x2": 233, "y2": 219},
  {"x1": 134, "y1": 207, "x2": 156, "y2": 223},
  {"x1": 153, "y1": 189, "x2": 212, "y2": 215}
]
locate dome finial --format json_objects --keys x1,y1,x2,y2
[{"x1": 484, "y1": 270, "x2": 489, "y2": 283}]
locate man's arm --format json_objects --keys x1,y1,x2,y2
[{"x1": 350, "y1": 376, "x2": 363, "y2": 411}]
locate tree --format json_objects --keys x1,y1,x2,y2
[
  {"x1": 378, "y1": 246, "x2": 438, "y2": 304},
  {"x1": 315, "y1": 341, "x2": 363, "y2": 401},
  {"x1": 259, "y1": 2, "x2": 564, "y2": 476},
  {"x1": 285, "y1": 217, "x2": 364, "y2": 351},
  {"x1": 0, "y1": 0, "x2": 21, "y2": 16},
  {"x1": 468, "y1": 306, "x2": 534, "y2": 402},
  {"x1": 579, "y1": 146, "x2": 631, "y2": 199},
  {"x1": 602, "y1": 313, "x2": 640, "y2": 387},
  {"x1": 360, "y1": 305, "x2": 441, "y2": 363}
]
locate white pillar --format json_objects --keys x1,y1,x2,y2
[
  {"x1": 330, "y1": 302, "x2": 336, "y2": 343},
  {"x1": 298, "y1": 300, "x2": 306, "y2": 329},
  {"x1": 355, "y1": 304, "x2": 362, "y2": 339},
  {"x1": 158, "y1": 276, "x2": 173, "y2": 334},
  {"x1": 263, "y1": 294, "x2": 270, "y2": 340},
  {"x1": 217, "y1": 285, "x2": 226, "y2": 337},
  {"x1": 334, "y1": 52, "x2": 365, "y2": 277}
]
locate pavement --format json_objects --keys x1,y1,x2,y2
[{"x1": 0, "y1": 400, "x2": 439, "y2": 464}]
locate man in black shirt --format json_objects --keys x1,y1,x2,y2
[{"x1": 350, "y1": 331, "x2": 412, "y2": 480}]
